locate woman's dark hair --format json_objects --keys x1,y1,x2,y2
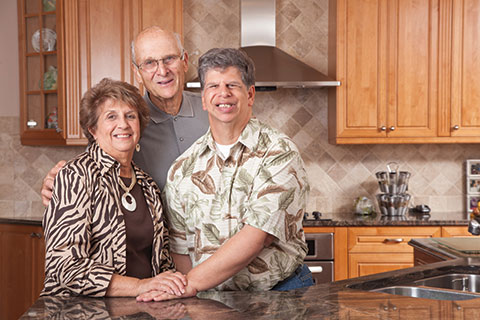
[
  {"x1": 79, "y1": 78, "x2": 149, "y2": 144},
  {"x1": 197, "y1": 48, "x2": 255, "y2": 89}
]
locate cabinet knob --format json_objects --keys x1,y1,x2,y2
[
  {"x1": 380, "y1": 126, "x2": 387, "y2": 131},
  {"x1": 453, "y1": 125, "x2": 459, "y2": 130},
  {"x1": 389, "y1": 126, "x2": 396, "y2": 131},
  {"x1": 30, "y1": 232, "x2": 42, "y2": 238},
  {"x1": 26, "y1": 120, "x2": 38, "y2": 128}
]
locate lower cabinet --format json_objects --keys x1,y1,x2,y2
[
  {"x1": 0, "y1": 223, "x2": 45, "y2": 320},
  {"x1": 337, "y1": 292, "x2": 442, "y2": 320},
  {"x1": 347, "y1": 227, "x2": 442, "y2": 278}
]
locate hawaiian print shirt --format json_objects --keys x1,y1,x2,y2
[{"x1": 164, "y1": 118, "x2": 309, "y2": 291}]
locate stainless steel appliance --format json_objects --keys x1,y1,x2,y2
[{"x1": 304, "y1": 232, "x2": 334, "y2": 285}]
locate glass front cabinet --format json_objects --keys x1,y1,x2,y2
[{"x1": 18, "y1": 0, "x2": 65, "y2": 145}]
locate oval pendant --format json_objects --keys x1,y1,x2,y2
[{"x1": 121, "y1": 192, "x2": 136, "y2": 212}]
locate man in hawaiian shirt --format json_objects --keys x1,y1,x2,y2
[{"x1": 138, "y1": 48, "x2": 312, "y2": 302}]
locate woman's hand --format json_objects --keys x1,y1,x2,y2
[
  {"x1": 136, "y1": 283, "x2": 197, "y2": 302},
  {"x1": 136, "y1": 271, "x2": 188, "y2": 297}
]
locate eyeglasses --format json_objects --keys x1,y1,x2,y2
[{"x1": 136, "y1": 50, "x2": 185, "y2": 73}]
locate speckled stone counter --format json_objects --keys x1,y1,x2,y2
[
  {"x1": 2, "y1": 211, "x2": 469, "y2": 228},
  {"x1": 303, "y1": 211, "x2": 470, "y2": 227},
  {"x1": 21, "y1": 258, "x2": 480, "y2": 319},
  {"x1": 0, "y1": 216, "x2": 42, "y2": 226},
  {"x1": 409, "y1": 237, "x2": 480, "y2": 260}
]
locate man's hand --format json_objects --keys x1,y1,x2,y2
[
  {"x1": 41, "y1": 160, "x2": 66, "y2": 206},
  {"x1": 135, "y1": 271, "x2": 188, "y2": 297}
]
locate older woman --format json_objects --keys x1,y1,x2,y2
[{"x1": 42, "y1": 78, "x2": 186, "y2": 297}]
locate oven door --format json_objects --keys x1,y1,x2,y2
[{"x1": 305, "y1": 261, "x2": 333, "y2": 285}]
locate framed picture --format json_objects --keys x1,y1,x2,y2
[
  {"x1": 468, "y1": 195, "x2": 480, "y2": 212},
  {"x1": 468, "y1": 178, "x2": 480, "y2": 194},
  {"x1": 467, "y1": 159, "x2": 480, "y2": 176}
]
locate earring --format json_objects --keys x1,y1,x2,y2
[{"x1": 135, "y1": 143, "x2": 141, "y2": 152}]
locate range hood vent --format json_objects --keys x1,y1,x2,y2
[{"x1": 186, "y1": 0, "x2": 340, "y2": 90}]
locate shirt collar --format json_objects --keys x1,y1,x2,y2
[
  {"x1": 87, "y1": 142, "x2": 119, "y2": 176},
  {"x1": 145, "y1": 91, "x2": 195, "y2": 124},
  {"x1": 199, "y1": 118, "x2": 261, "y2": 156},
  {"x1": 87, "y1": 142, "x2": 148, "y2": 186}
]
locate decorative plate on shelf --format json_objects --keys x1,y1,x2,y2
[{"x1": 32, "y1": 28, "x2": 56, "y2": 52}]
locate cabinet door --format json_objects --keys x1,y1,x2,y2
[
  {"x1": 349, "y1": 252, "x2": 413, "y2": 278},
  {"x1": 18, "y1": 0, "x2": 65, "y2": 145},
  {"x1": 0, "y1": 224, "x2": 45, "y2": 320},
  {"x1": 450, "y1": 0, "x2": 480, "y2": 137},
  {"x1": 347, "y1": 226, "x2": 441, "y2": 277},
  {"x1": 335, "y1": 0, "x2": 388, "y2": 139},
  {"x1": 333, "y1": 0, "x2": 439, "y2": 143},
  {"x1": 63, "y1": 0, "x2": 182, "y2": 145}
]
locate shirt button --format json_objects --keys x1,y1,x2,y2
[
  {"x1": 179, "y1": 137, "x2": 184, "y2": 141},
  {"x1": 174, "y1": 117, "x2": 178, "y2": 121}
]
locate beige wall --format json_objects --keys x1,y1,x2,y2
[
  {"x1": 0, "y1": 0, "x2": 20, "y2": 117},
  {"x1": 1, "y1": 0, "x2": 479, "y2": 219}
]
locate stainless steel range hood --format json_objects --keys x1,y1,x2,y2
[{"x1": 186, "y1": 0, "x2": 340, "y2": 90}]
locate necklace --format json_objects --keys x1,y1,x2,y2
[{"x1": 118, "y1": 168, "x2": 137, "y2": 212}]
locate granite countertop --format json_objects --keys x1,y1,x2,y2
[
  {"x1": 21, "y1": 258, "x2": 480, "y2": 319},
  {"x1": 2, "y1": 211, "x2": 470, "y2": 228},
  {"x1": 409, "y1": 237, "x2": 480, "y2": 260},
  {"x1": 303, "y1": 211, "x2": 470, "y2": 227},
  {"x1": 0, "y1": 216, "x2": 42, "y2": 226}
]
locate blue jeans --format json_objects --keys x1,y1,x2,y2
[{"x1": 271, "y1": 264, "x2": 314, "y2": 291}]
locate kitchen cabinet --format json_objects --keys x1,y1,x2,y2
[
  {"x1": 0, "y1": 223, "x2": 45, "y2": 320},
  {"x1": 337, "y1": 292, "x2": 442, "y2": 320},
  {"x1": 441, "y1": 226, "x2": 476, "y2": 237},
  {"x1": 347, "y1": 226, "x2": 441, "y2": 278},
  {"x1": 18, "y1": 0, "x2": 183, "y2": 145},
  {"x1": 17, "y1": 0, "x2": 65, "y2": 145},
  {"x1": 304, "y1": 226, "x2": 348, "y2": 281},
  {"x1": 329, "y1": 0, "x2": 480, "y2": 144}
]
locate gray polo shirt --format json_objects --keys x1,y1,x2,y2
[{"x1": 133, "y1": 90, "x2": 209, "y2": 190}]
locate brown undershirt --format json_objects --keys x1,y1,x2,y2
[{"x1": 119, "y1": 177, "x2": 154, "y2": 279}]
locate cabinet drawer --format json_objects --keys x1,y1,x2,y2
[{"x1": 348, "y1": 227, "x2": 441, "y2": 253}]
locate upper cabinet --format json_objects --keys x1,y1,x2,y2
[
  {"x1": 18, "y1": 0, "x2": 183, "y2": 145},
  {"x1": 329, "y1": 0, "x2": 480, "y2": 144},
  {"x1": 18, "y1": 0, "x2": 65, "y2": 145}
]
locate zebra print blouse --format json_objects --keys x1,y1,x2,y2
[{"x1": 42, "y1": 143, "x2": 175, "y2": 297}]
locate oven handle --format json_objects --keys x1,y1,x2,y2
[{"x1": 308, "y1": 266, "x2": 323, "y2": 273}]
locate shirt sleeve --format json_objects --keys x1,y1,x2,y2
[
  {"x1": 43, "y1": 167, "x2": 114, "y2": 297},
  {"x1": 163, "y1": 178, "x2": 190, "y2": 255},
  {"x1": 243, "y1": 139, "x2": 309, "y2": 242}
]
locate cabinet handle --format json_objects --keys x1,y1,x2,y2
[
  {"x1": 308, "y1": 266, "x2": 323, "y2": 273},
  {"x1": 383, "y1": 238, "x2": 403, "y2": 244},
  {"x1": 453, "y1": 125, "x2": 459, "y2": 130},
  {"x1": 30, "y1": 232, "x2": 42, "y2": 238},
  {"x1": 380, "y1": 126, "x2": 387, "y2": 131},
  {"x1": 389, "y1": 126, "x2": 396, "y2": 131}
]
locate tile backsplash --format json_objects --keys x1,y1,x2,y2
[{"x1": 3, "y1": 0, "x2": 479, "y2": 219}]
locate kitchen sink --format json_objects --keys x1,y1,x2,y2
[
  {"x1": 410, "y1": 274, "x2": 480, "y2": 292},
  {"x1": 371, "y1": 286, "x2": 480, "y2": 301},
  {"x1": 346, "y1": 260, "x2": 480, "y2": 300}
]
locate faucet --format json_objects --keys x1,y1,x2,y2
[{"x1": 468, "y1": 217, "x2": 480, "y2": 235}]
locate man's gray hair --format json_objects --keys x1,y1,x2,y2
[
  {"x1": 198, "y1": 48, "x2": 256, "y2": 89},
  {"x1": 131, "y1": 31, "x2": 184, "y2": 66}
]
